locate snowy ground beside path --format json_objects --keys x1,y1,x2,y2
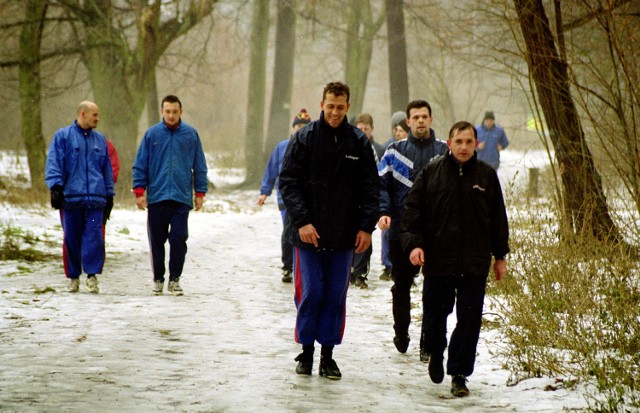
[{"x1": 0, "y1": 189, "x2": 588, "y2": 412}]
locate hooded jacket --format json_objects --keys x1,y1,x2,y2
[
  {"x1": 45, "y1": 121, "x2": 115, "y2": 209},
  {"x1": 279, "y1": 113, "x2": 379, "y2": 250},
  {"x1": 378, "y1": 130, "x2": 448, "y2": 240},
  {"x1": 400, "y1": 151, "x2": 510, "y2": 277}
]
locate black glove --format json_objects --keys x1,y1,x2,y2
[
  {"x1": 50, "y1": 185, "x2": 64, "y2": 209},
  {"x1": 103, "y1": 196, "x2": 114, "y2": 225}
]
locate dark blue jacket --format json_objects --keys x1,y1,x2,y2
[
  {"x1": 279, "y1": 114, "x2": 379, "y2": 250},
  {"x1": 132, "y1": 120, "x2": 208, "y2": 208},
  {"x1": 45, "y1": 121, "x2": 115, "y2": 209},
  {"x1": 378, "y1": 130, "x2": 448, "y2": 240},
  {"x1": 260, "y1": 138, "x2": 290, "y2": 210}
]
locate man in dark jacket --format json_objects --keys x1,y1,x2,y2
[
  {"x1": 377, "y1": 100, "x2": 448, "y2": 358},
  {"x1": 400, "y1": 121, "x2": 509, "y2": 397},
  {"x1": 279, "y1": 82, "x2": 379, "y2": 380}
]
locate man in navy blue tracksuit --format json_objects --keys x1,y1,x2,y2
[
  {"x1": 279, "y1": 82, "x2": 379, "y2": 380},
  {"x1": 132, "y1": 95, "x2": 208, "y2": 296},
  {"x1": 45, "y1": 101, "x2": 115, "y2": 294}
]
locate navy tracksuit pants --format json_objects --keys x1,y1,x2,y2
[
  {"x1": 61, "y1": 208, "x2": 105, "y2": 278},
  {"x1": 147, "y1": 201, "x2": 190, "y2": 282},
  {"x1": 293, "y1": 247, "x2": 353, "y2": 346}
]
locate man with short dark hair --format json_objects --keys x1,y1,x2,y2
[
  {"x1": 476, "y1": 111, "x2": 509, "y2": 170},
  {"x1": 401, "y1": 121, "x2": 509, "y2": 397},
  {"x1": 132, "y1": 95, "x2": 208, "y2": 296},
  {"x1": 280, "y1": 82, "x2": 379, "y2": 380},
  {"x1": 378, "y1": 100, "x2": 448, "y2": 360}
]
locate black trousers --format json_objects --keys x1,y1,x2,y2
[
  {"x1": 389, "y1": 240, "x2": 421, "y2": 342},
  {"x1": 147, "y1": 200, "x2": 190, "y2": 282},
  {"x1": 423, "y1": 274, "x2": 487, "y2": 377}
]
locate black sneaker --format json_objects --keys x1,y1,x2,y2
[
  {"x1": 354, "y1": 275, "x2": 368, "y2": 289},
  {"x1": 393, "y1": 334, "x2": 410, "y2": 353},
  {"x1": 451, "y1": 375, "x2": 469, "y2": 397},
  {"x1": 429, "y1": 354, "x2": 445, "y2": 384},
  {"x1": 294, "y1": 353, "x2": 312, "y2": 375},
  {"x1": 420, "y1": 348, "x2": 430, "y2": 363},
  {"x1": 319, "y1": 357, "x2": 342, "y2": 380},
  {"x1": 282, "y1": 269, "x2": 293, "y2": 283},
  {"x1": 379, "y1": 267, "x2": 392, "y2": 281}
]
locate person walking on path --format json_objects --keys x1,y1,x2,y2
[
  {"x1": 475, "y1": 111, "x2": 509, "y2": 170},
  {"x1": 45, "y1": 100, "x2": 115, "y2": 294},
  {"x1": 279, "y1": 82, "x2": 379, "y2": 380},
  {"x1": 132, "y1": 95, "x2": 208, "y2": 296},
  {"x1": 400, "y1": 120, "x2": 509, "y2": 397},
  {"x1": 377, "y1": 100, "x2": 448, "y2": 360},
  {"x1": 258, "y1": 108, "x2": 311, "y2": 283}
]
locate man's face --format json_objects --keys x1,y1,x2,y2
[
  {"x1": 82, "y1": 105, "x2": 100, "y2": 129},
  {"x1": 162, "y1": 102, "x2": 183, "y2": 127},
  {"x1": 394, "y1": 124, "x2": 408, "y2": 140},
  {"x1": 407, "y1": 107, "x2": 432, "y2": 138},
  {"x1": 447, "y1": 128, "x2": 477, "y2": 164},
  {"x1": 320, "y1": 93, "x2": 350, "y2": 128},
  {"x1": 483, "y1": 118, "x2": 495, "y2": 129},
  {"x1": 356, "y1": 123, "x2": 373, "y2": 140}
]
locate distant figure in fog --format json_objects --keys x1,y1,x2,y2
[
  {"x1": 475, "y1": 111, "x2": 509, "y2": 170},
  {"x1": 45, "y1": 101, "x2": 115, "y2": 294}
]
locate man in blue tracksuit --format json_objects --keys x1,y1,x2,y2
[
  {"x1": 258, "y1": 109, "x2": 311, "y2": 283},
  {"x1": 45, "y1": 101, "x2": 115, "y2": 294},
  {"x1": 475, "y1": 111, "x2": 509, "y2": 170},
  {"x1": 132, "y1": 95, "x2": 208, "y2": 296},
  {"x1": 279, "y1": 82, "x2": 379, "y2": 380},
  {"x1": 378, "y1": 99, "x2": 448, "y2": 360}
]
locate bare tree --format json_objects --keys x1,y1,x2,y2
[
  {"x1": 385, "y1": 0, "x2": 409, "y2": 115},
  {"x1": 243, "y1": 0, "x2": 270, "y2": 186}
]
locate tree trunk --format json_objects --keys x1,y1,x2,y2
[
  {"x1": 19, "y1": 0, "x2": 48, "y2": 194},
  {"x1": 385, "y1": 0, "x2": 409, "y2": 115},
  {"x1": 243, "y1": 0, "x2": 270, "y2": 186},
  {"x1": 345, "y1": 0, "x2": 375, "y2": 117},
  {"x1": 147, "y1": 68, "x2": 160, "y2": 127},
  {"x1": 513, "y1": 0, "x2": 622, "y2": 243},
  {"x1": 264, "y1": 0, "x2": 296, "y2": 162}
]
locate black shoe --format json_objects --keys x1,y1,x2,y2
[
  {"x1": 294, "y1": 353, "x2": 312, "y2": 375},
  {"x1": 319, "y1": 357, "x2": 341, "y2": 380},
  {"x1": 354, "y1": 275, "x2": 368, "y2": 289},
  {"x1": 451, "y1": 375, "x2": 469, "y2": 397},
  {"x1": 393, "y1": 334, "x2": 410, "y2": 353},
  {"x1": 349, "y1": 272, "x2": 356, "y2": 285},
  {"x1": 420, "y1": 348, "x2": 430, "y2": 363},
  {"x1": 282, "y1": 269, "x2": 293, "y2": 283},
  {"x1": 429, "y1": 354, "x2": 445, "y2": 384},
  {"x1": 379, "y1": 267, "x2": 392, "y2": 281}
]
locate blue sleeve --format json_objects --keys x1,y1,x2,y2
[
  {"x1": 132, "y1": 134, "x2": 149, "y2": 189},
  {"x1": 499, "y1": 128, "x2": 509, "y2": 149},
  {"x1": 260, "y1": 146, "x2": 280, "y2": 196},
  {"x1": 102, "y1": 139, "x2": 115, "y2": 197},
  {"x1": 378, "y1": 151, "x2": 392, "y2": 216},
  {"x1": 44, "y1": 130, "x2": 65, "y2": 189},
  {"x1": 192, "y1": 132, "x2": 208, "y2": 193}
]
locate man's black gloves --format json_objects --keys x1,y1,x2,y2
[
  {"x1": 50, "y1": 185, "x2": 64, "y2": 209},
  {"x1": 103, "y1": 196, "x2": 114, "y2": 225}
]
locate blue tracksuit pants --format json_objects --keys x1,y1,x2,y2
[
  {"x1": 293, "y1": 247, "x2": 353, "y2": 346},
  {"x1": 61, "y1": 208, "x2": 105, "y2": 278}
]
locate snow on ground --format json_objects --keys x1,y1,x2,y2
[{"x1": 0, "y1": 184, "x2": 589, "y2": 413}]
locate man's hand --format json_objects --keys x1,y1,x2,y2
[
  {"x1": 194, "y1": 196, "x2": 204, "y2": 211},
  {"x1": 299, "y1": 224, "x2": 320, "y2": 247},
  {"x1": 50, "y1": 185, "x2": 64, "y2": 209},
  {"x1": 257, "y1": 194, "x2": 268, "y2": 206},
  {"x1": 409, "y1": 248, "x2": 425, "y2": 266},
  {"x1": 378, "y1": 216, "x2": 391, "y2": 230},
  {"x1": 354, "y1": 231, "x2": 372, "y2": 254},
  {"x1": 494, "y1": 259, "x2": 507, "y2": 281},
  {"x1": 478, "y1": 141, "x2": 486, "y2": 150},
  {"x1": 135, "y1": 194, "x2": 147, "y2": 210}
]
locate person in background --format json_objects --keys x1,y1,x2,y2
[
  {"x1": 45, "y1": 100, "x2": 115, "y2": 294},
  {"x1": 400, "y1": 120, "x2": 509, "y2": 397},
  {"x1": 258, "y1": 108, "x2": 311, "y2": 283},
  {"x1": 379, "y1": 111, "x2": 410, "y2": 282},
  {"x1": 103, "y1": 139, "x2": 119, "y2": 225},
  {"x1": 132, "y1": 95, "x2": 208, "y2": 296},
  {"x1": 280, "y1": 82, "x2": 379, "y2": 380},
  {"x1": 475, "y1": 111, "x2": 509, "y2": 170},
  {"x1": 378, "y1": 99, "x2": 448, "y2": 361}
]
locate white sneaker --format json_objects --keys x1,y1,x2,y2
[
  {"x1": 168, "y1": 280, "x2": 183, "y2": 296},
  {"x1": 68, "y1": 278, "x2": 80, "y2": 293},
  {"x1": 86, "y1": 276, "x2": 99, "y2": 294},
  {"x1": 153, "y1": 280, "x2": 163, "y2": 295}
]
